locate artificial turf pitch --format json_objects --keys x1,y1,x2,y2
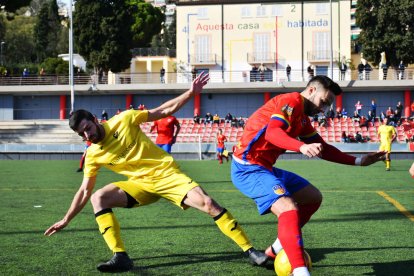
[{"x1": 0, "y1": 159, "x2": 413, "y2": 275}]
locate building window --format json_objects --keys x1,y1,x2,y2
[
  {"x1": 314, "y1": 31, "x2": 330, "y2": 60},
  {"x1": 195, "y1": 35, "x2": 211, "y2": 63},
  {"x1": 256, "y1": 5, "x2": 266, "y2": 17},
  {"x1": 254, "y1": 32, "x2": 271, "y2": 61},
  {"x1": 241, "y1": 6, "x2": 251, "y2": 18},
  {"x1": 316, "y1": 3, "x2": 328, "y2": 15},
  {"x1": 271, "y1": 5, "x2": 283, "y2": 17},
  {"x1": 197, "y1": 7, "x2": 208, "y2": 19}
]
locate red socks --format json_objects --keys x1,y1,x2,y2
[{"x1": 278, "y1": 210, "x2": 305, "y2": 269}]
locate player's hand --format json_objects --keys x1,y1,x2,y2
[
  {"x1": 299, "y1": 143, "x2": 323, "y2": 158},
  {"x1": 190, "y1": 71, "x2": 209, "y2": 96},
  {"x1": 360, "y1": 151, "x2": 387, "y2": 166},
  {"x1": 44, "y1": 219, "x2": 68, "y2": 236}
]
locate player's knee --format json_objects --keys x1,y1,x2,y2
[
  {"x1": 271, "y1": 196, "x2": 298, "y2": 216},
  {"x1": 91, "y1": 190, "x2": 106, "y2": 207},
  {"x1": 202, "y1": 196, "x2": 216, "y2": 213}
]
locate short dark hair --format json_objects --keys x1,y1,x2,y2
[
  {"x1": 69, "y1": 109, "x2": 95, "y2": 131},
  {"x1": 306, "y1": 75, "x2": 342, "y2": 96}
]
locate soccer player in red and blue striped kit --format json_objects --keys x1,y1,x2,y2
[{"x1": 231, "y1": 75, "x2": 386, "y2": 276}]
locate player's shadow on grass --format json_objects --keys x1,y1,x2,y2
[
  {"x1": 129, "y1": 251, "x2": 274, "y2": 273},
  {"x1": 306, "y1": 246, "x2": 414, "y2": 264},
  {"x1": 307, "y1": 247, "x2": 414, "y2": 275},
  {"x1": 310, "y1": 210, "x2": 414, "y2": 223},
  {"x1": 7, "y1": 211, "x2": 411, "y2": 235},
  {"x1": 364, "y1": 259, "x2": 414, "y2": 276}
]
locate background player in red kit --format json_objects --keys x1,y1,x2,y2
[
  {"x1": 151, "y1": 115, "x2": 181, "y2": 154},
  {"x1": 216, "y1": 128, "x2": 228, "y2": 164},
  {"x1": 231, "y1": 75, "x2": 386, "y2": 276}
]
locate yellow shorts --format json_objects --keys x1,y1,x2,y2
[
  {"x1": 113, "y1": 169, "x2": 199, "y2": 209},
  {"x1": 379, "y1": 142, "x2": 392, "y2": 153}
]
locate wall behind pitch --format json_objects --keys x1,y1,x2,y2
[
  {"x1": 200, "y1": 93, "x2": 264, "y2": 118},
  {"x1": 0, "y1": 95, "x2": 13, "y2": 120},
  {"x1": 14, "y1": 95, "x2": 60, "y2": 119}
]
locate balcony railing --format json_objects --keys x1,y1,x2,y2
[
  {"x1": 307, "y1": 50, "x2": 339, "y2": 62},
  {"x1": 190, "y1": 53, "x2": 217, "y2": 65},
  {"x1": 247, "y1": 52, "x2": 276, "y2": 64},
  {"x1": 0, "y1": 68, "x2": 413, "y2": 86}
]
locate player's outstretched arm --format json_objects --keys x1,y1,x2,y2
[
  {"x1": 147, "y1": 72, "x2": 209, "y2": 122},
  {"x1": 44, "y1": 177, "x2": 96, "y2": 236},
  {"x1": 359, "y1": 151, "x2": 387, "y2": 166}
]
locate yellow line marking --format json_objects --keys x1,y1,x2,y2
[{"x1": 377, "y1": 191, "x2": 414, "y2": 222}]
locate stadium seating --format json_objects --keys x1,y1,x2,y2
[{"x1": 0, "y1": 117, "x2": 409, "y2": 145}]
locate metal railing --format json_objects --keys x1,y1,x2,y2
[{"x1": 0, "y1": 68, "x2": 413, "y2": 86}]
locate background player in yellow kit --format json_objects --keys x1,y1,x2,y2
[
  {"x1": 44, "y1": 73, "x2": 267, "y2": 273},
  {"x1": 377, "y1": 117, "x2": 397, "y2": 171}
]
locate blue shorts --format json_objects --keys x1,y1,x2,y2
[
  {"x1": 231, "y1": 159, "x2": 310, "y2": 215},
  {"x1": 157, "y1": 144, "x2": 172, "y2": 154},
  {"x1": 217, "y1": 147, "x2": 224, "y2": 154}
]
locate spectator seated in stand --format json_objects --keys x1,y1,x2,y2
[
  {"x1": 360, "y1": 110, "x2": 375, "y2": 127},
  {"x1": 355, "y1": 131, "x2": 363, "y2": 143},
  {"x1": 380, "y1": 111, "x2": 386, "y2": 123},
  {"x1": 385, "y1": 106, "x2": 393, "y2": 118},
  {"x1": 351, "y1": 111, "x2": 361, "y2": 123},
  {"x1": 193, "y1": 113, "x2": 201, "y2": 124},
  {"x1": 225, "y1": 113, "x2": 233, "y2": 124},
  {"x1": 341, "y1": 108, "x2": 348, "y2": 119},
  {"x1": 237, "y1": 117, "x2": 245, "y2": 128},
  {"x1": 335, "y1": 107, "x2": 343, "y2": 119},
  {"x1": 213, "y1": 113, "x2": 220, "y2": 125},
  {"x1": 231, "y1": 117, "x2": 238, "y2": 128},
  {"x1": 204, "y1": 112, "x2": 213, "y2": 125},
  {"x1": 348, "y1": 133, "x2": 357, "y2": 143},
  {"x1": 326, "y1": 106, "x2": 335, "y2": 120},
  {"x1": 341, "y1": 131, "x2": 350, "y2": 143},
  {"x1": 318, "y1": 114, "x2": 327, "y2": 127}
]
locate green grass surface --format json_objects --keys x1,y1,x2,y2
[{"x1": 1, "y1": 159, "x2": 414, "y2": 275}]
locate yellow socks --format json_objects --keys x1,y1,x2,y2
[
  {"x1": 214, "y1": 208, "x2": 252, "y2": 252},
  {"x1": 95, "y1": 209, "x2": 126, "y2": 253},
  {"x1": 386, "y1": 160, "x2": 390, "y2": 169}
]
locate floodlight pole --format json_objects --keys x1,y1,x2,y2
[
  {"x1": 69, "y1": 0, "x2": 75, "y2": 113},
  {"x1": 329, "y1": 0, "x2": 333, "y2": 79}
]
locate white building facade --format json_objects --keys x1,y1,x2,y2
[{"x1": 176, "y1": 0, "x2": 351, "y2": 83}]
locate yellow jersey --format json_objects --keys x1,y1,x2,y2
[
  {"x1": 377, "y1": 124, "x2": 396, "y2": 145},
  {"x1": 84, "y1": 110, "x2": 179, "y2": 179}
]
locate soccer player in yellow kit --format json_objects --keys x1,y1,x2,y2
[
  {"x1": 44, "y1": 73, "x2": 268, "y2": 272},
  {"x1": 377, "y1": 117, "x2": 397, "y2": 171}
]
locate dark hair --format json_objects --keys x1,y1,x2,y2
[
  {"x1": 306, "y1": 75, "x2": 342, "y2": 96},
  {"x1": 69, "y1": 109, "x2": 95, "y2": 131}
]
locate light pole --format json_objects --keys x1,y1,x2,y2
[
  {"x1": 0, "y1": 41, "x2": 5, "y2": 66},
  {"x1": 69, "y1": 0, "x2": 74, "y2": 113},
  {"x1": 329, "y1": 0, "x2": 333, "y2": 79},
  {"x1": 187, "y1": 13, "x2": 198, "y2": 66}
]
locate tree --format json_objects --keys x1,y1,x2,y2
[
  {"x1": 164, "y1": 11, "x2": 176, "y2": 50},
  {"x1": 356, "y1": 0, "x2": 414, "y2": 67},
  {"x1": 34, "y1": 0, "x2": 62, "y2": 62},
  {"x1": 151, "y1": 10, "x2": 176, "y2": 50},
  {"x1": 4, "y1": 15, "x2": 37, "y2": 67},
  {"x1": 0, "y1": 0, "x2": 32, "y2": 13},
  {"x1": 74, "y1": 0, "x2": 134, "y2": 73},
  {"x1": 128, "y1": 0, "x2": 164, "y2": 48}
]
